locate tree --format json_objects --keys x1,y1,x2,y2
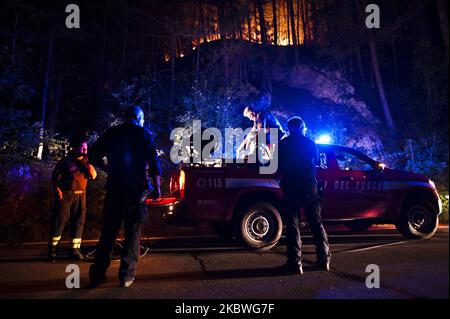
[
  {"x1": 37, "y1": 36, "x2": 53, "y2": 160},
  {"x1": 272, "y1": 0, "x2": 278, "y2": 45},
  {"x1": 436, "y1": 0, "x2": 449, "y2": 59},
  {"x1": 256, "y1": 0, "x2": 268, "y2": 46},
  {"x1": 368, "y1": 35, "x2": 395, "y2": 131}
]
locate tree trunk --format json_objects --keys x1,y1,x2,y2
[
  {"x1": 288, "y1": 0, "x2": 297, "y2": 46},
  {"x1": 299, "y1": 0, "x2": 307, "y2": 46},
  {"x1": 223, "y1": 40, "x2": 229, "y2": 84},
  {"x1": 425, "y1": 73, "x2": 434, "y2": 130},
  {"x1": 369, "y1": 37, "x2": 395, "y2": 131},
  {"x1": 436, "y1": 0, "x2": 449, "y2": 59},
  {"x1": 38, "y1": 36, "x2": 54, "y2": 160},
  {"x1": 198, "y1": 0, "x2": 207, "y2": 43},
  {"x1": 286, "y1": 0, "x2": 290, "y2": 45},
  {"x1": 272, "y1": 0, "x2": 278, "y2": 45},
  {"x1": 311, "y1": 0, "x2": 318, "y2": 44},
  {"x1": 296, "y1": 0, "x2": 300, "y2": 43},
  {"x1": 217, "y1": 2, "x2": 225, "y2": 39},
  {"x1": 195, "y1": 35, "x2": 201, "y2": 82},
  {"x1": 50, "y1": 40, "x2": 66, "y2": 136},
  {"x1": 304, "y1": 0, "x2": 311, "y2": 44},
  {"x1": 121, "y1": 6, "x2": 128, "y2": 81},
  {"x1": 257, "y1": 0, "x2": 267, "y2": 46},
  {"x1": 392, "y1": 40, "x2": 399, "y2": 92},
  {"x1": 11, "y1": 7, "x2": 19, "y2": 64},
  {"x1": 253, "y1": 1, "x2": 259, "y2": 42},
  {"x1": 170, "y1": 32, "x2": 176, "y2": 107},
  {"x1": 355, "y1": 46, "x2": 367, "y2": 85},
  {"x1": 98, "y1": 7, "x2": 108, "y2": 118},
  {"x1": 288, "y1": 0, "x2": 298, "y2": 62},
  {"x1": 247, "y1": 15, "x2": 252, "y2": 41}
]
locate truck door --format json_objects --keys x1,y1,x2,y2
[
  {"x1": 316, "y1": 149, "x2": 333, "y2": 219},
  {"x1": 324, "y1": 149, "x2": 388, "y2": 220}
]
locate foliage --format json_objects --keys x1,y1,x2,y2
[
  {"x1": 0, "y1": 47, "x2": 36, "y2": 108},
  {"x1": 178, "y1": 82, "x2": 259, "y2": 130},
  {"x1": 0, "y1": 107, "x2": 38, "y2": 160},
  {"x1": 439, "y1": 192, "x2": 449, "y2": 224},
  {"x1": 0, "y1": 159, "x2": 107, "y2": 242}
]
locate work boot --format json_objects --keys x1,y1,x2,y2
[
  {"x1": 69, "y1": 248, "x2": 85, "y2": 261},
  {"x1": 120, "y1": 277, "x2": 135, "y2": 288},
  {"x1": 315, "y1": 260, "x2": 330, "y2": 271},
  {"x1": 48, "y1": 243, "x2": 58, "y2": 262},
  {"x1": 276, "y1": 262, "x2": 303, "y2": 275},
  {"x1": 88, "y1": 265, "x2": 107, "y2": 288}
]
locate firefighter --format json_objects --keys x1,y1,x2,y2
[
  {"x1": 88, "y1": 106, "x2": 161, "y2": 288},
  {"x1": 49, "y1": 138, "x2": 97, "y2": 261},
  {"x1": 277, "y1": 117, "x2": 331, "y2": 274},
  {"x1": 238, "y1": 95, "x2": 284, "y2": 159}
]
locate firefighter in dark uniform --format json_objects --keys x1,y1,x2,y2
[
  {"x1": 89, "y1": 106, "x2": 161, "y2": 288},
  {"x1": 278, "y1": 117, "x2": 331, "y2": 274},
  {"x1": 238, "y1": 104, "x2": 285, "y2": 158},
  {"x1": 49, "y1": 138, "x2": 97, "y2": 261}
]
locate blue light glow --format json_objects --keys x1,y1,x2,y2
[{"x1": 315, "y1": 134, "x2": 332, "y2": 144}]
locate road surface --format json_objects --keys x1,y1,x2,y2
[{"x1": 0, "y1": 226, "x2": 448, "y2": 299}]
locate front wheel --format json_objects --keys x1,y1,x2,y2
[
  {"x1": 238, "y1": 202, "x2": 283, "y2": 251},
  {"x1": 395, "y1": 201, "x2": 439, "y2": 239}
]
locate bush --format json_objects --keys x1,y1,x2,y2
[
  {"x1": 439, "y1": 192, "x2": 449, "y2": 225},
  {"x1": 0, "y1": 160, "x2": 107, "y2": 243}
]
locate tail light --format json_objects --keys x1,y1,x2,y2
[{"x1": 179, "y1": 170, "x2": 185, "y2": 198}]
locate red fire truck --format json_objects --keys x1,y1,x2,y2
[{"x1": 148, "y1": 144, "x2": 442, "y2": 250}]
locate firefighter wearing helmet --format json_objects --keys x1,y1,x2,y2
[
  {"x1": 49, "y1": 137, "x2": 97, "y2": 261},
  {"x1": 277, "y1": 116, "x2": 331, "y2": 274}
]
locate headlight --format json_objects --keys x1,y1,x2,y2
[{"x1": 428, "y1": 179, "x2": 436, "y2": 189}]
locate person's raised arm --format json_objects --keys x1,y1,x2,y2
[
  {"x1": 88, "y1": 163, "x2": 97, "y2": 180},
  {"x1": 89, "y1": 130, "x2": 109, "y2": 169},
  {"x1": 145, "y1": 130, "x2": 162, "y2": 198}
]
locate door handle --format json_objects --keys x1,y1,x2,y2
[{"x1": 339, "y1": 176, "x2": 354, "y2": 181}]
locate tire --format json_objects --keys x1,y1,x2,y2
[
  {"x1": 237, "y1": 202, "x2": 283, "y2": 251},
  {"x1": 345, "y1": 220, "x2": 372, "y2": 232},
  {"x1": 395, "y1": 200, "x2": 439, "y2": 239}
]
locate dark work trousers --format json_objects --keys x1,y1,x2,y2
[
  {"x1": 92, "y1": 190, "x2": 142, "y2": 282},
  {"x1": 281, "y1": 182, "x2": 331, "y2": 266},
  {"x1": 51, "y1": 192, "x2": 86, "y2": 240}
]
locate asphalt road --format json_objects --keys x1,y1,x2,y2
[{"x1": 0, "y1": 226, "x2": 448, "y2": 299}]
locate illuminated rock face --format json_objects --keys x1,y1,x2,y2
[{"x1": 271, "y1": 63, "x2": 376, "y2": 122}]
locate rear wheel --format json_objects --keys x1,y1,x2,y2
[
  {"x1": 237, "y1": 202, "x2": 283, "y2": 251},
  {"x1": 395, "y1": 200, "x2": 439, "y2": 239}
]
